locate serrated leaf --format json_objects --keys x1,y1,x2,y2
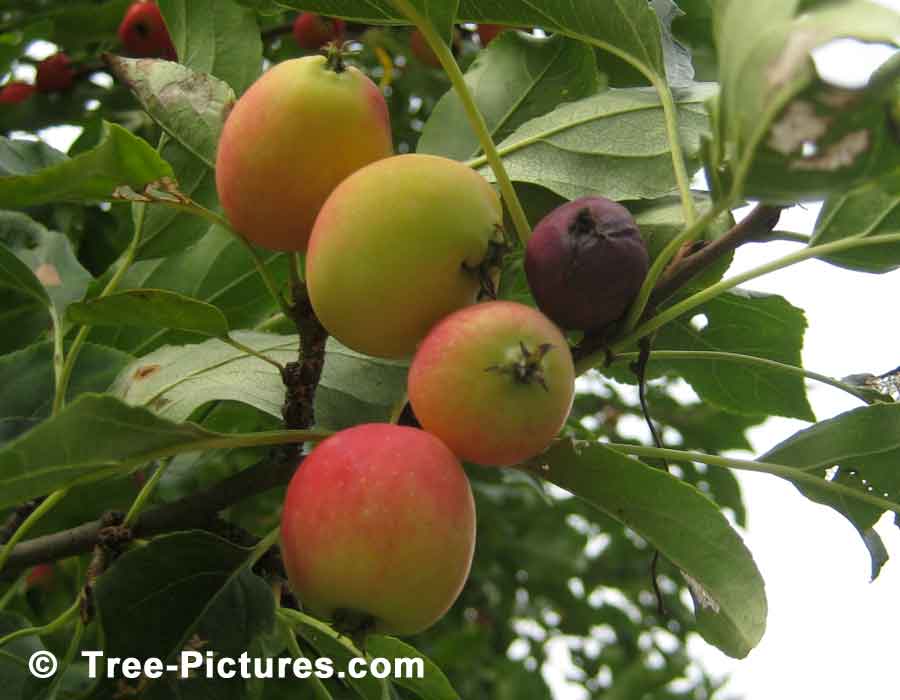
[
  {"x1": 763, "y1": 403, "x2": 900, "y2": 579},
  {"x1": 0, "y1": 394, "x2": 225, "y2": 508},
  {"x1": 531, "y1": 440, "x2": 767, "y2": 658},
  {"x1": 367, "y1": 636, "x2": 460, "y2": 700},
  {"x1": 281, "y1": 0, "x2": 666, "y2": 77},
  {"x1": 419, "y1": 32, "x2": 602, "y2": 160},
  {"x1": 476, "y1": 84, "x2": 716, "y2": 202},
  {"x1": 111, "y1": 332, "x2": 294, "y2": 421},
  {"x1": 652, "y1": 290, "x2": 814, "y2": 420},
  {"x1": 68, "y1": 289, "x2": 230, "y2": 336},
  {"x1": 0, "y1": 123, "x2": 173, "y2": 209},
  {"x1": 809, "y1": 172, "x2": 900, "y2": 273},
  {"x1": 95, "y1": 531, "x2": 274, "y2": 663},
  {"x1": 159, "y1": 0, "x2": 263, "y2": 96},
  {"x1": 107, "y1": 55, "x2": 237, "y2": 169},
  {"x1": 0, "y1": 342, "x2": 132, "y2": 444},
  {"x1": 713, "y1": 1, "x2": 900, "y2": 201},
  {"x1": 315, "y1": 338, "x2": 409, "y2": 431}
]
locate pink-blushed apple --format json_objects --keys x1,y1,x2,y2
[
  {"x1": 409, "y1": 300, "x2": 575, "y2": 466},
  {"x1": 305, "y1": 153, "x2": 503, "y2": 358},
  {"x1": 280, "y1": 423, "x2": 476, "y2": 635},
  {"x1": 215, "y1": 54, "x2": 393, "y2": 252},
  {"x1": 118, "y1": 1, "x2": 177, "y2": 60}
]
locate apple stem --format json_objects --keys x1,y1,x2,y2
[{"x1": 324, "y1": 42, "x2": 346, "y2": 73}]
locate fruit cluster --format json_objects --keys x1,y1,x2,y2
[{"x1": 212, "y1": 35, "x2": 648, "y2": 637}]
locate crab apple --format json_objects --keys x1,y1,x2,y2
[
  {"x1": 410, "y1": 29, "x2": 441, "y2": 68},
  {"x1": 280, "y1": 423, "x2": 476, "y2": 636},
  {"x1": 0, "y1": 82, "x2": 35, "y2": 104},
  {"x1": 293, "y1": 13, "x2": 345, "y2": 51},
  {"x1": 215, "y1": 54, "x2": 392, "y2": 252},
  {"x1": 477, "y1": 24, "x2": 507, "y2": 46},
  {"x1": 306, "y1": 153, "x2": 503, "y2": 358},
  {"x1": 25, "y1": 564, "x2": 56, "y2": 592},
  {"x1": 36, "y1": 53, "x2": 75, "y2": 93},
  {"x1": 409, "y1": 301, "x2": 575, "y2": 466},
  {"x1": 525, "y1": 196, "x2": 649, "y2": 332},
  {"x1": 117, "y1": 1, "x2": 177, "y2": 60}
]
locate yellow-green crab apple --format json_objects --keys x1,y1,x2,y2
[
  {"x1": 409, "y1": 300, "x2": 575, "y2": 466},
  {"x1": 306, "y1": 153, "x2": 503, "y2": 358},
  {"x1": 280, "y1": 423, "x2": 476, "y2": 636},
  {"x1": 215, "y1": 53, "x2": 392, "y2": 252}
]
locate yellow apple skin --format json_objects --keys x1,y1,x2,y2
[
  {"x1": 215, "y1": 55, "x2": 393, "y2": 252},
  {"x1": 305, "y1": 153, "x2": 503, "y2": 359}
]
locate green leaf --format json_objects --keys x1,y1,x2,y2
[
  {"x1": 159, "y1": 0, "x2": 263, "y2": 95},
  {"x1": 67, "y1": 289, "x2": 230, "y2": 336},
  {"x1": 0, "y1": 394, "x2": 223, "y2": 508},
  {"x1": 763, "y1": 403, "x2": 900, "y2": 579},
  {"x1": 652, "y1": 290, "x2": 814, "y2": 420},
  {"x1": 95, "y1": 531, "x2": 274, "y2": 662},
  {"x1": 0, "y1": 211, "x2": 93, "y2": 313},
  {"x1": 0, "y1": 342, "x2": 132, "y2": 443},
  {"x1": 419, "y1": 32, "x2": 602, "y2": 161},
  {"x1": 110, "y1": 332, "x2": 293, "y2": 421},
  {"x1": 0, "y1": 123, "x2": 173, "y2": 209},
  {"x1": 477, "y1": 84, "x2": 716, "y2": 202},
  {"x1": 281, "y1": 0, "x2": 666, "y2": 77},
  {"x1": 531, "y1": 439, "x2": 767, "y2": 658},
  {"x1": 315, "y1": 339, "x2": 409, "y2": 431},
  {"x1": 106, "y1": 55, "x2": 237, "y2": 169},
  {"x1": 0, "y1": 136, "x2": 66, "y2": 176},
  {"x1": 713, "y1": 1, "x2": 900, "y2": 201},
  {"x1": 0, "y1": 240, "x2": 50, "y2": 310},
  {"x1": 0, "y1": 612, "x2": 43, "y2": 697},
  {"x1": 809, "y1": 172, "x2": 900, "y2": 273},
  {"x1": 367, "y1": 636, "x2": 460, "y2": 700}
]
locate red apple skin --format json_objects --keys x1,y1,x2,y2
[
  {"x1": 36, "y1": 53, "x2": 75, "y2": 93},
  {"x1": 306, "y1": 153, "x2": 502, "y2": 358},
  {"x1": 280, "y1": 424, "x2": 476, "y2": 636},
  {"x1": 409, "y1": 301, "x2": 575, "y2": 467},
  {"x1": 0, "y1": 82, "x2": 35, "y2": 104},
  {"x1": 215, "y1": 55, "x2": 392, "y2": 252},
  {"x1": 477, "y1": 24, "x2": 507, "y2": 46},
  {"x1": 117, "y1": 1, "x2": 177, "y2": 60},
  {"x1": 293, "y1": 13, "x2": 345, "y2": 51}
]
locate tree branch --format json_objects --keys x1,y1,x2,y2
[
  {"x1": 1, "y1": 451, "x2": 299, "y2": 580},
  {"x1": 649, "y1": 205, "x2": 783, "y2": 306},
  {"x1": 281, "y1": 280, "x2": 328, "y2": 430}
]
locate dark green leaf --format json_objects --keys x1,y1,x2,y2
[
  {"x1": 367, "y1": 636, "x2": 459, "y2": 700},
  {"x1": 531, "y1": 439, "x2": 767, "y2": 658},
  {"x1": 0, "y1": 612, "x2": 43, "y2": 697},
  {"x1": 0, "y1": 394, "x2": 223, "y2": 508},
  {"x1": 0, "y1": 123, "x2": 173, "y2": 209},
  {"x1": 95, "y1": 531, "x2": 274, "y2": 662},
  {"x1": 68, "y1": 289, "x2": 230, "y2": 336},
  {"x1": 0, "y1": 240, "x2": 49, "y2": 310},
  {"x1": 810, "y1": 172, "x2": 900, "y2": 273},
  {"x1": 419, "y1": 32, "x2": 602, "y2": 160}
]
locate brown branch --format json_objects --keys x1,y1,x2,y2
[
  {"x1": 649, "y1": 205, "x2": 783, "y2": 306},
  {"x1": 281, "y1": 280, "x2": 328, "y2": 430},
  {"x1": 1, "y1": 451, "x2": 300, "y2": 581},
  {"x1": 0, "y1": 497, "x2": 46, "y2": 545}
]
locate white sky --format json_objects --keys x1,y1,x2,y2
[{"x1": 18, "y1": 5, "x2": 900, "y2": 698}]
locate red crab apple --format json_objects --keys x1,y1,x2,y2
[
  {"x1": 410, "y1": 29, "x2": 441, "y2": 68},
  {"x1": 280, "y1": 424, "x2": 476, "y2": 636},
  {"x1": 293, "y1": 13, "x2": 345, "y2": 50},
  {"x1": 0, "y1": 82, "x2": 35, "y2": 104},
  {"x1": 525, "y1": 196, "x2": 649, "y2": 331},
  {"x1": 409, "y1": 300, "x2": 576, "y2": 466},
  {"x1": 36, "y1": 53, "x2": 75, "y2": 93},
  {"x1": 117, "y1": 0, "x2": 177, "y2": 60},
  {"x1": 25, "y1": 563, "x2": 56, "y2": 592},
  {"x1": 306, "y1": 153, "x2": 503, "y2": 358},
  {"x1": 215, "y1": 53, "x2": 392, "y2": 252}
]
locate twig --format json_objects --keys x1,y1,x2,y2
[{"x1": 281, "y1": 282, "x2": 328, "y2": 430}]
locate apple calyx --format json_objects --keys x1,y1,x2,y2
[
  {"x1": 332, "y1": 607, "x2": 378, "y2": 639},
  {"x1": 324, "y1": 41, "x2": 349, "y2": 73},
  {"x1": 485, "y1": 341, "x2": 556, "y2": 392}
]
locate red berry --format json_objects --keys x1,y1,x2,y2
[
  {"x1": 525, "y1": 196, "x2": 650, "y2": 331},
  {"x1": 118, "y1": 1, "x2": 177, "y2": 60},
  {"x1": 292, "y1": 13, "x2": 345, "y2": 51},
  {"x1": 0, "y1": 81, "x2": 35, "y2": 104},
  {"x1": 477, "y1": 24, "x2": 507, "y2": 46},
  {"x1": 36, "y1": 53, "x2": 75, "y2": 93}
]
